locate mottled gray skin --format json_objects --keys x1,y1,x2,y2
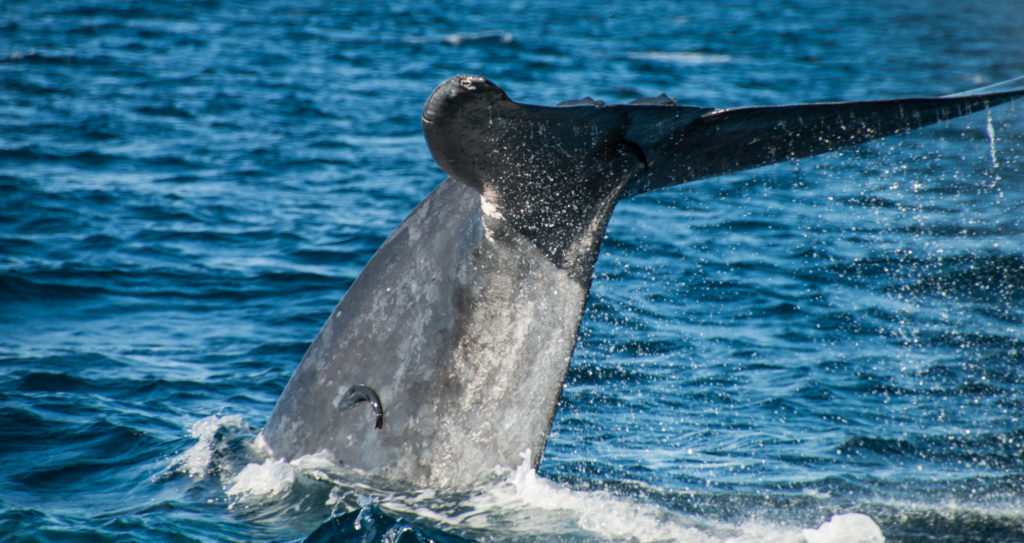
[
  {"x1": 262, "y1": 74, "x2": 1023, "y2": 488},
  {"x1": 263, "y1": 178, "x2": 589, "y2": 486}
]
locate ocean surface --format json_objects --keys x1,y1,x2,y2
[{"x1": 2, "y1": 1, "x2": 1023, "y2": 541}]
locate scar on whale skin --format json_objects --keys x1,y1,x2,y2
[{"x1": 338, "y1": 385, "x2": 383, "y2": 430}]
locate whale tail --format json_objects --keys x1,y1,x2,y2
[{"x1": 263, "y1": 74, "x2": 1023, "y2": 488}]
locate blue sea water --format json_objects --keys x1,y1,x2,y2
[{"x1": 2, "y1": 0, "x2": 1023, "y2": 541}]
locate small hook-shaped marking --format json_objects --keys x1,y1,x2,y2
[{"x1": 338, "y1": 384, "x2": 384, "y2": 430}]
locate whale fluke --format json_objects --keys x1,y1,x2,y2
[{"x1": 261, "y1": 74, "x2": 1022, "y2": 487}]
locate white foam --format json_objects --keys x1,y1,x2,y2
[
  {"x1": 226, "y1": 458, "x2": 297, "y2": 499},
  {"x1": 383, "y1": 454, "x2": 811, "y2": 543},
  {"x1": 803, "y1": 513, "x2": 885, "y2": 543},
  {"x1": 225, "y1": 451, "x2": 340, "y2": 502},
  {"x1": 482, "y1": 463, "x2": 706, "y2": 540},
  {"x1": 172, "y1": 419, "x2": 887, "y2": 542},
  {"x1": 175, "y1": 414, "x2": 249, "y2": 478},
  {"x1": 250, "y1": 432, "x2": 272, "y2": 457}
]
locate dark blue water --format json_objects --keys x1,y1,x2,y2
[{"x1": 2, "y1": 1, "x2": 1023, "y2": 541}]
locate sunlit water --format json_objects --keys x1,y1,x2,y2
[{"x1": 2, "y1": 1, "x2": 1023, "y2": 541}]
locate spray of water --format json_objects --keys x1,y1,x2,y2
[{"x1": 986, "y1": 107, "x2": 1000, "y2": 174}]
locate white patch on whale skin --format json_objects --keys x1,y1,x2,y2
[{"x1": 479, "y1": 187, "x2": 505, "y2": 242}]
